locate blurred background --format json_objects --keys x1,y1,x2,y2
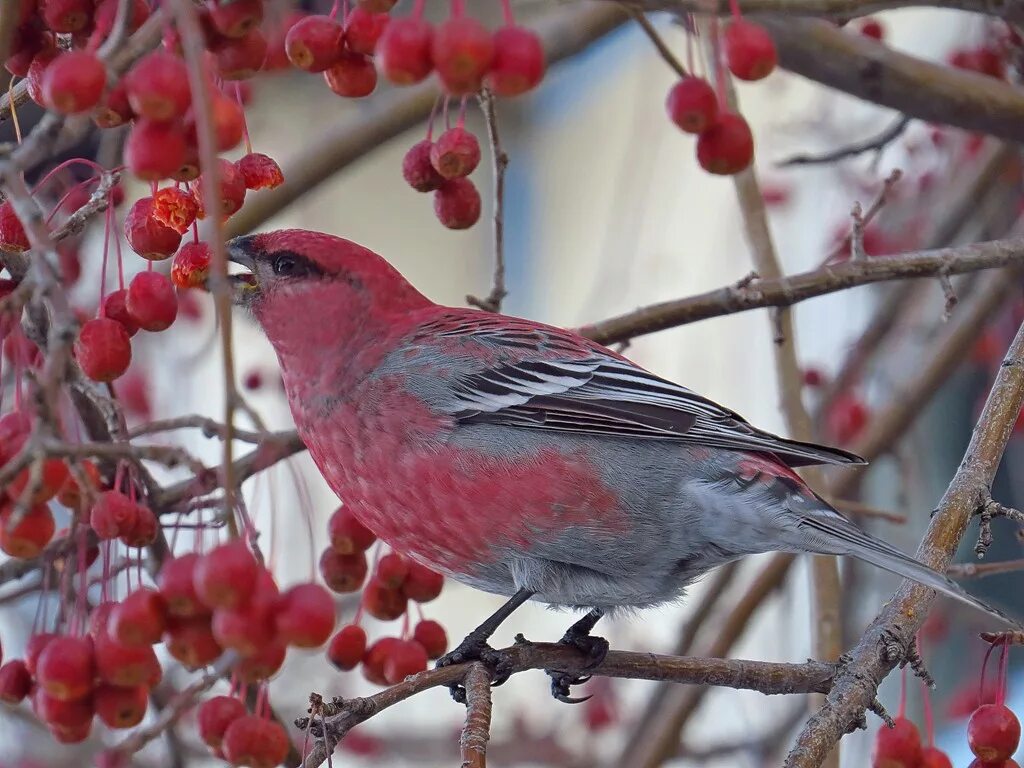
[{"x1": 1, "y1": 2, "x2": 1023, "y2": 767}]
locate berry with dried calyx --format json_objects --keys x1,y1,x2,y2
[
  {"x1": 75, "y1": 318, "x2": 131, "y2": 382},
  {"x1": 171, "y1": 242, "x2": 213, "y2": 289},
  {"x1": 319, "y1": 548, "x2": 368, "y2": 593},
  {"x1": 163, "y1": 617, "x2": 223, "y2": 669},
  {"x1": 327, "y1": 624, "x2": 367, "y2": 670},
  {"x1": 433, "y1": 177, "x2": 481, "y2": 229},
  {"x1": 329, "y1": 507, "x2": 376, "y2": 553},
  {"x1": 377, "y1": 17, "x2": 433, "y2": 84},
  {"x1": 362, "y1": 578, "x2": 406, "y2": 620},
  {"x1": 430, "y1": 127, "x2": 480, "y2": 179},
  {"x1": 125, "y1": 120, "x2": 188, "y2": 181},
  {"x1": 345, "y1": 7, "x2": 389, "y2": 56},
  {"x1": 412, "y1": 619, "x2": 448, "y2": 659},
  {"x1": 124, "y1": 197, "x2": 182, "y2": 259},
  {"x1": 486, "y1": 25, "x2": 545, "y2": 97},
  {"x1": 324, "y1": 51, "x2": 377, "y2": 97},
  {"x1": 724, "y1": 20, "x2": 777, "y2": 81},
  {"x1": 432, "y1": 15, "x2": 494, "y2": 95},
  {"x1": 375, "y1": 552, "x2": 409, "y2": 589},
  {"x1": 403, "y1": 561, "x2": 444, "y2": 602},
  {"x1": 26, "y1": 48, "x2": 58, "y2": 107},
  {"x1": 158, "y1": 553, "x2": 208, "y2": 618},
  {"x1": 402, "y1": 140, "x2": 445, "y2": 192},
  {"x1": 41, "y1": 51, "x2": 106, "y2": 114},
  {"x1": 0, "y1": 503, "x2": 56, "y2": 558},
  {"x1": 36, "y1": 635, "x2": 95, "y2": 701},
  {"x1": 222, "y1": 715, "x2": 290, "y2": 768},
  {"x1": 209, "y1": 0, "x2": 264, "y2": 39},
  {"x1": 95, "y1": 633, "x2": 161, "y2": 687},
  {"x1": 126, "y1": 271, "x2": 178, "y2": 332},
  {"x1": 236, "y1": 153, "x2": 284, "y2": 190},
  {"x1": 285, "y1": 15, "x2": 344, "y2": 72},
  {"x1": 93, "y1": 81, "x2": 134, "y2": 128},
  {"x1": 969, "y1": 704, "x2": 1021, "y2": 764},
  {"x1": 696, "y1": 113, "x2": 754, "y2": 175},
  {"x1": 124, "y1": 51, "x2": 191, "y2": 121},
  {"x1": 110, "y1": 587, "x2": 167, "y2": 647},
  {"x1": 95, "y1": 684, "x2": 148, "y2": 729},
  {"x1": 666, "y1": 77, "x2": 718, "y2": 134},
  {"x1": 189, "y1": 158, "x2": 247, "y2": 220}
]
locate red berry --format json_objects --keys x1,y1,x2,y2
[
  {"x1": 124, "y1": 51, "x2": 191, "y2": 121},
  {"x1": 696, "y1": 113, "x2": 754, "y2": 175},
  {"x1": 189, "y1": 158, "x2": 247, "y2": 220},
  {"x1": 327, "y1": 624, "x2": 367, "y2": 670},
  {"x1": 198, "y1": 695, "x2": 247, "y2": 749},
  {"x1": 124, "y1": 197, "x2": 182, "y2": 259},
  {"x1": 362, "y1": 636, "x2": 400, "y2": 685},
  {"x1": 362, "y1": 578, "x2": 407, "y2": 621},
  {"x1": 345, "y1": 7, "x2": 388, "y2": 56},
  {"x1": 383, "y1": 639, "x2": 428, "y2": 683},
  {"x1": 430, "y1": 127, "x2": 480, "y2": 179},
  {"x1": 402, "y1": 561, "x2": 444, "y2": 603},
  {"x1": 75, "y1": 318, "x2": 131, "y2": 382},
  {"x1": 0, "y1": 503, "x2": 55, "y2": 558},
  {"x1": 26, "y1": 48, "x2": 58, "y2": 107},
  {"x1": 209, "y1": 95, "x2": 247, "y2": 152},
  {"x1": 212, "y1": 602, "x2": 276, "y2": 657},
  {"x1": 235, "y1": 640, "x2": 286, "y2": 682},
  {"x1": 208, "y1": 0, "x2": 264, "y2": 39},
  {"x1": 872, "y1": 717, "x2": 922, "y2": 768},
  {"x1": 33, "y1": 687, "x2": 94, "y2": 729},
  {"x1": 357, "y1": 0, "x2": 396, "y2": 10},
  {"x1": 89, "y1": 601, "x2": 118, "y2": 639},
  {"x1": 125, "y1": 120, "x2": 188, "y2": 181},
  {"x1": 412, "y1": 619, "x2": 447, "y2": 659},
  {"x1": 163, "y1": 617, "x2": 224, "y2": 669},
  {"x1": 433, "y1": 177, "x2": 481, "y2": 229},
  {"x1": 920, "y1": 747, "x2": 953, "y2": 768},
  {"x1": 50, "y1": 721, "x2": 92, "y2": 744},
  {"x1": 126, "y1": 271, "x2": 178, "y2": 332},
  {"x1": 724, "y1": 20, "x2": 777, "y2": 81},
  {"x1": 122, "y1": 508, "x2": 158, "y2": 548},
  {"x1": 193, "y1": 540, "x2": 258, "y2": 610},
  {"x1": 222, "y1": 715, "x2": 290, "y2": 768},
  {"x1": 93, "y1": 81, "x2": 134, "y2": 128},
  {"x1": 25, "y1": 632, "x2": 56, "y2": 677},
  {"x1": 324, "y1": 51, "x2": 377, "y2": 97},
  {"x1": 36, "y1": 635, "x2": 95, "y2": 701},
  {"x1": 328, "y1": 507, "x2": 377, "y2": 553},
  {"x1": 377, "y1": 17, "x2": 433, "y2": 85},
  {"x1": 95, "y1": 684, "x2": 148, "y2": 728},
  {"x1": 285, "y1": 15, "x2": 344, "y2": 72},
  {"x1": 158, "y1": 553, "x2": 209, "y2": 618},
  {"x1": 275, "y1": 582, "x2": 335, "y2": 648},
  {"x1": 0, "y1": 202, "x2": 29, "y2": 252},
  {"x1": 968, "y1": 704, "x2": 1021, "y2": 763},
  {"x1": 215, "y1": 28, "x2": 268, "y2": 80},
  {"x1": 109, "y1": 587, "x2": 168, "y2": 647},
  {"x1": 802, "y1": 367, "x2": 824, "y2": 388},
  {"x1": 41, "y1": 51, "x2": 106, "y2": 114},
  {"x1": 6, "y1": 28, "x2": 53, "y2": 78},
  {"x1": 56, "y1": 460, "x2": 100, "y2": 509},
  {"x1": 0, "y1": 660, "x2": 32, "y2": 703},
  {"x1": 375, "y1": 552, "x2": 409, "y2": 589},
  {"x1": 666, "y1": 77, "x2": 718, "y2": 134},
  {"x1": 94, "y1": 632, "x2": 161, "y2": 687},
  {"x1": 152, "y1": 187, "x2": 199, "y2": 235},
  {"x1": 89, "y1": 491, "x2": 138, "y2": 540},
  {"x1": 432, "y1": 16, "x2": 494, "y2": 95},
  {"x1": 243, "y1": 369, "x2": 263, "y2": 390},
  {"x1": 827, "y1": 393, "x2": 869, "y2": 444},
  {"x1": 6, "y1": 456, "x2": 68, "y2": 504},
  {"x1": 485, "y1": 25, "x2": 545, "y2": 97},
  {"x1": 859, "y1": 19, "x2": 885, "y2": 40},
  {"x1": 236, "y1": 152, "x2": 284, "y2": 190},
  {"x1": 319, "y1": 548, "x2": 368, "y2": 593},
  {"x1": 41, "y1": 0, "x2": 93, "y2": 33},
  {"x1": 402, "y1": 140, "x2": 445, "y2": 192},
  {"x1": 91, "y1": 0, "x2": 149, "y2": 40},
  {"x1": 171, "y1": 242, "x2": 213, "y2": 289}
]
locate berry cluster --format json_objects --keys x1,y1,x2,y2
[
  {"x1": 0, "y1": 533, "x2": 332, "y2": 763},
  {"x1": 872, "y1": 668, "x2": 953, "y2": 768},
  {"x1": 319, "y1": 507, "x2": 449, "y2": 684},
  {"x1": 664, "y1": 18, "x2": 776, "y2": 176}
]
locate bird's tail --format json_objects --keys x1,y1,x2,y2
[{"x1": 790, "y1": 504, "x2": 1021, "y2": 630}]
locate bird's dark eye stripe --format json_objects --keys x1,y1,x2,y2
[{"x1": 267, "y1": 250, "x2": 324, "y2": 279}]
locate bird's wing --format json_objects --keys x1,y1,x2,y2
[{"x1": 412, "y1": 311, "x2": 863, "y2": 467}]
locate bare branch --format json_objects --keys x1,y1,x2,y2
[
  {"x1": 777, "y1": 115, "x2": 911, "y2": 167},
  {"x1": 467, "y1": 90, "x2": 509, "y2": 313},
  {"x1": 460, "y1": 664, "x2": 494, "y2": 768}
]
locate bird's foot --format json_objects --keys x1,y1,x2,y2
[
  {"x1": 544, "y1": 611, "x2": 609, "y2": 704},
  {"x1": 436, "y1": 630, "x2": 513, "y2": 704}
]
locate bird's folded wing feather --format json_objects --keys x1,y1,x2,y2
[{"x1": 413, "y1": 311, "x2": 863, "y2": 467}]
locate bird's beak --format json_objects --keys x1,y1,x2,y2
[{"x1": 217, "y1": 237, "x2": 260, "y2": 305}]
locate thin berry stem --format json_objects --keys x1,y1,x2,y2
[
  {"x1": 451, "y1": 0, "x2": 466, "y2": 17},
  {"x1": 457, "y1": 95, "x2": 468, "y2": 128},
  {"x1": 898, "y1": 665, "x2": 907, "y2": 719},
  {"x1": 728, "y1": 0, "x2": 743, "y2": 20},
  {"x1": 412, "y1": 0, "x2": 425, "y2": 19},
  {"x1": 112, "y1": 205, "x2": 125, "y2": 291},
  {"x1": 981, "y1": 640, "x2": 1000, "y2": 706},
  {"x1": 426, "y1": 95, "x2": 442, "y2": 140},
  {"x1": 98, "y1": 206, "x2": 111, "y2": 305},
  {"x1": 998, "y1": 639, "x2": 1010, "y2": 707},
  {"x1": 235, "y1": 84, "x2": 253, "y2": 155},
  {"x1": 328, "y1": 0, "x2": 339, "y2": 19},
  {"x1": 500, "y1": 0, "x2": 514, "y2": 26}
]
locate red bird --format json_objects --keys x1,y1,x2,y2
[{"x1": 226, "y1": 230, "x2": 1015, "y2": 698}]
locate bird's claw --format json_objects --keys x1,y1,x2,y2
[
  {"x1": 544, "y1": 624, "x2": 609, "y2": 705},
  {"x1": 436, "y1": 633, "x2": 512, "y2": 703},
  {"x1": 549, "y1": 671, "x2": 593, "y2": 703}
]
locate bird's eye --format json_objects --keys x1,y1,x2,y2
[{"x1": 272, "y1": 254, "x2": 297, "y2": 276}]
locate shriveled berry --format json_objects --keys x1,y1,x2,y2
[
  {"x1": 432, "y1": 16, "x2": 494, "y2": 95},
  {"x1": 0, "y1": 202, "x2": 29, "y2": 252},
  {"x1": 666, "y1": 77, "x2": 718, "y2": 134},
  {"x1": 324, "y1": 51, "x2": 377, "y2": 97},
  {"x1": 42, "y1": 51, "x2": 106, "y2": 114},
  {"x1": 412, "y1": 619, "x2": 447, "y2": 659},
  {"x1": 377, "y1": 17, "x2": 433, "y2": 84},
  {"x1": 724, "y1": 20, "x2": 777, "y2": 81},
  {"x1": 89, "y1": 491, "x2": 138, "y2": 540},
  {"x1": 171, "y1": 242, "x2": 213, "y2": 289},
  {"x1": 345, "y1": 7, "x2": 388, "y2": 56},
  {"x1": 485, "y1": 25, "x2": 545, "y2": 97},
  {"x1": 125, "y1": 120, "x2": 188, "y2": 181},
  {"x1": 433, "y1": 177, "x2": 481, "y2": 229},
  {"x1": 275, "y1": 582, "x2": 335, "y2": 648},
  {"x1": 872, "y1": 716, "x2": 922, "y2": 768},
  {"x1": 125, "y1": 51, "x2": 191, "y2": 121},
  {"x1": 124, "y1": 197, "x2": 182, "y2": 259},
  {"x1": 127, "y1": 271, "x2": 178, "y2": 332},
  {"x1": 0, "y1": 660, "x2": 31, "y2": 703},
  {"x1": 375, "y1": 552, "x2": 409, "y2": 589},
  {"x1": 327, "y1": 624, "x2": 367, "y2": 670},
  {"x1": 209, "y1": 0, "x2": 264, "y2": 39},
  {"x1": 968, "y1": 704, "x2": 1021, "y2": 763},
  {"x1": 215, "y1": 28, "x2": 268, "y2": 80},
  {"x1": 402, "y1": 561, "x2": 444, "y2": 602},
  {"x1": 198, "y1": 695, "x2": 246, "y2": 749},
  {"x1": 158, "y1": 554, "x2": 208, "y2": 618},
  {"x1": 383, "y1": 639, "x2": 428, "y2": 683},
  {"x1": 430, "y1": 127, "x2": 480, "y2": 179},
  {"x1": 403, "y1": 140, "x2": 445, "y2": 192},
  {"x1": 0, "y1": 503, "x2": 56, "y2": 558},
  {"x1": 696, "y1": 113, "x2": 754, "y2": 175},
  {"x1": 285, "y1": 15, "x2": 343, "y2": 72},
  {"x1": 236, "y1": 152, "x2": 284, "y2": 190},
  {"x1": 110, "y1": 587, "x2": 167, "y2": 647},
  {"x1": 329, "y1": 506, "x2": 377, "y2": 553},
  {"x1": 36, "y1": 635, "x2": 95, "y2": 701},
  {"x1": 152, "y1": 187, "x2": 198, "y2": 234},
  {"x1": 75, "y1": 318, "x2": 131, "y2": 382},
  {"x1": 163, "y1": 617, "x2": 223, "y2": 669},
  {"x1": 95, "y1": 684, "x2": 147, "y2": 728},
  {"x1": 193, "y1": 540, "x2": 258, "y2": 610},
  {"x1": 319, "y1": 548, "x2": 368, "y2": 593},
  {"x1": 222, "y1": 715, "x2": 290, "y2": 768},
  {"x1": 362, "y1": 578, "x2": 406, "y2": 621}
]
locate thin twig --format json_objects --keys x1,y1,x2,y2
[
  {"x1": 467, "y1": 90, "x2": 509, "y2": 313},
  {"x1": 948, "y1": 558, "x2": 1024, "y2": 579},
  {"x1": 627, "y1": 7, "x2": 689, "y2": 79},
  {"x1": 777, "y1": 115, "x2": 911, "y2": 167}
]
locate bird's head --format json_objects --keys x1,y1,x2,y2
[{"x1": 224, "y1": 229, "x2": 431, "y2": 327}]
